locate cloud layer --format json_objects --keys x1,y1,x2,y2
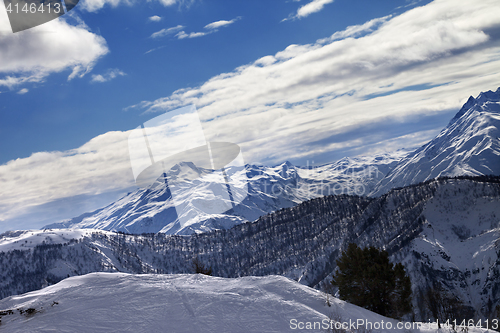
[
  {"x1": 2, "y1": 0, "x2": 500, "y2": 230},
  {"x1": 0, "y1": 130, "x2": 135, "y2": 228},
  {"x1": 134, "y1": 0, "x2": 500, "y2": 165}
]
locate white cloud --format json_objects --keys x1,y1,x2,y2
[
  {"x1": 176, "y1": 31, "x2": 207, "y2": 39},
  {"x1": 144, "y1": 46, "x2": 166, "y2": 54},
  {"x1": 0, "y1": 9, "x2": 109, "y2": 89},
  {"x1": 150, "y1": 25, "x2": 184, "y2": 38},
  {"x1": 80, "y1": 0, "x2": 194, "y2": 12},
  {"x1": 171, "y1": 17, "x2": 240, "y2": 40},
  {"x1": 17, "y1": 88, "x2": 28, "y2": 94},
  {"x1": 149, "y1": 15, "x2": 162, "y2": 22},
  {"x1": 285, "y1": 0, "x2": 334, "y2": 20},
  {"x1": 133, "y1": 0, "x2": 500, "y2": 165},
  {"x1": 317, "y1": 16, "x2": 391, "y2": 43},
  {"x1": 2, "y1": 0, "x2": 500, "y2": 230},
  {"x1": 297, "y1": 0, "x2": 334, "y2": 18},
  {"x1": 90, "y1": 68, "x2": 126, "y2": 83},
  {"x1": 204, "y1": 17, "x2": 240, "y2": 30},
  {"x1": 0, "y1": 131, "x2": 135, "y2": 228}
]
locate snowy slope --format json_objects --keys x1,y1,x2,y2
[
  {"x1": 0, "y1": 229, "x2": 115, "y2": 253},
  {"x1": 372, "y1": 87, "x2": 500, "y2": 196},
  {"x1": 44, "y1": 151, "x2": 405, "y2": 235},
  {"x1": 0, "y1": 273, "x2": 490, "y2": 333},
  {"x1": 4, "y1": 177, "x2": 500, "y2": 320}
]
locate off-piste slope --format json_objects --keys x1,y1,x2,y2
[{"x1": 0, "y1": 273, "x2": 492, "y2": 333}]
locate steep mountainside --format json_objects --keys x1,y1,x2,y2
[
  {"x1": 4, "y1": 176, "x2": 500, "y2": 320},
  {"x1": 372, "y1": 88, "x2": 500, "y2": 196},
  {"x1": 44, "y1": 151, "x2": 405, "y2": 235}
]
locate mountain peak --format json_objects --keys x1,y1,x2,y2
[
  {"x1": 452, "y1": 95, "x2": 476, "y2": 121},
  {"x1": 372, "y1": 87, "x2": 500, "y2": 196},
  {"x1": 451, "y1": 87, "x2": 500, "y2": 122},
  {"x1": 273, "y1": 160, "x2": 294, "y2": 168}
]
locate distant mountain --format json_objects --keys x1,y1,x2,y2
[
  {"x1": 0, "y1": 273, "x2": 453, "y2": 333},
  {"x1": 371, "y1": 87, "x2": 500, "y2": 196},
  {"x1": 44, "y1": 151, "x2": 405, "y2": 235},
  {"x1": 5, "y1": 176, "x2": 500, "y2": 320},
  {"x1": 45, "y1": 87, "x2": 500, "y2": 236}
]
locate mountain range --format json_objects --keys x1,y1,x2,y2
[
  {"x1": 44, "y1": 151, "x2": 406, "y2": 235},
  {"x1": 44, "y1": 87, "x2": 500, "y2": 236},
  {"x1": 2, "y1": 175, "x2": 500, "y2": 321},
  {"x1": 1, "y1": 87, "x2": 499, "y2": 323}
]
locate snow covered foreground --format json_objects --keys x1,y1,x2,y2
[{"x1": 0, "y1": 273, "x2": 490, "y2": 333}]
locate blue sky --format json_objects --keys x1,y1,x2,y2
[
  {"x1": 0, "y1": 0, "x2": 422, "y2": 164},
  {"x1": 1, "y1": 0, "x2": 500, "y2": 231}
]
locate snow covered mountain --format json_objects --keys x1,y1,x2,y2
[
  {"x1": 1, "y1": 273, "x2": 487, "y2": 333},
  {"x1": 44, "y1": 87, "x2": 500, "y2": 236},
  {"x1": 371, "y1": 87, "x2": 500, "y2": 196},
  {"x1": 44, "y1": 151, "x2": 405, "y2": 235},
  {"x1": 4, "y1": 176, "x2": 500, "y2": 321}
]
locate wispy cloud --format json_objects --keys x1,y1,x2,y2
[
  {"x1": 150, "y1": 25, "x2": 185, "y2": 38},
  {"x1": 145, "y1": 46, "x2": 167, "y2": 55},
  {"x1": 176, "y1": 31, "x2": 207, "y2": 39},
  {"x1": 317, "y1": 16, "x2": 391, "y2": 43},
  {"x1": 90, "y1": 68, "x2": 126, "y2": 83},
  {"x1": 17, "y1": 88, "x2": 28, "y2": 95},
  {"x1": 204, "y1": 17, "x2": 240, "y2": 30},
  {"x1": 153, "y1": 17, "x2": 241, "y2": 40},
  {"x1": 80, "y1": 0, "x2": 195, "y2": 12},
  {"x1": 149, "y1": 15, "x2": 162, "y2": 22},
  {"x1": 284, "y1": 0, "x2": 334, "y2": 21},
  {"x1": 395, "y1": 0, "x2": 425, "y2": 10}
]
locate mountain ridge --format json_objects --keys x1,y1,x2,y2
[{"x1": 44, "y1": 151, "x2": 405, "y2": 235}]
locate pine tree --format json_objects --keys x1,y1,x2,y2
[
  {"x1": 331, "y1": 243, "x2": 412, "y2": 318},
  {"x1": 192, "y1": 256, "x2": 213, "y2": 276},
  {"x1": 392, "y1": 262, "x2": 413, "y2": 318}
]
